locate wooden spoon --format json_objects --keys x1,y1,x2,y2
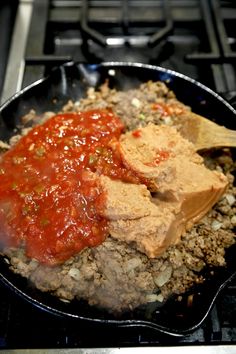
[{"x1": 175, "y1": 111, "x2": 236, "y2": 150}]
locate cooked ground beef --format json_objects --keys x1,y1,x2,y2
[{"x1": 1, "y1": 81, "x2": 236, "y2": 312}]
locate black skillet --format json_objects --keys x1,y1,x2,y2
[{"x1": 0, "y1": 62, "x2": 236, "y2": 336}]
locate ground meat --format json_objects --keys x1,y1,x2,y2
[
  {"x1": 1, "y1": 80, "x2": 235, "y2": 313},
  {"x1": 75, "y1": 81, "x2": 190, "y2": 131}
]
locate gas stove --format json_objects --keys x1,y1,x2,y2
[{"x1": 0, "y1": 0, "x2": 236, "y2": 350}]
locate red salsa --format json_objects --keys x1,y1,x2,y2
[
  {"x1": 132, "y1": 129, "x2": 142, "y2": 138},
  {"x1": 0, "y1": 110, "x2": 142, "y2": 265},
  {"x1": 144, "y1": 149, "x2": 170, "y2": 166},
  {"x1": 151, "y1": 102, "x2": 171, "y2": 116}
]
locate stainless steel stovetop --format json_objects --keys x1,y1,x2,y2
[{"x1": 0, "y1": 0, "x2": 235, "y2": 350}]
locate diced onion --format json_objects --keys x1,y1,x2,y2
[
  {"x1": 131, "y1": 98, "x2": 141, "y2": 108},
  {"x1": 125, "y1": 258, "x2": 142, "y2": 272},
  {"x1": 154, "y1": 266, "x2": 172, "y2": 287},
  {"x1": 225, "y1": 194, "x2": 235, "y2": 206},
  {"x1": 68, "y1": 268, "x2": 81, "y2": 280},
  {"x1": 211, "y1": 220, "x2": 222, "y2": 231},
  {"x1": 231, "y1": 215, "x2": 236, "y2": 225}
]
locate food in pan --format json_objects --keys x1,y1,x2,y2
[{"x1": 0, "y1": 80, "x2": 235, "y2": 312}]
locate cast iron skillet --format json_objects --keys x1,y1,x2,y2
[{"x1": 0, "y1": 62, "x2": 236, "y2": 336}]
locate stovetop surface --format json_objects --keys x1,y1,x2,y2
[{"x1": 0, "y1": 0, "x2": 236, "y2": 349}]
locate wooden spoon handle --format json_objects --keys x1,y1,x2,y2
[{"x1": 195, "y1": 124, "x2": 236, "y2": 150}]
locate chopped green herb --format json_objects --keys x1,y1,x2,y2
[
  {"x1": 95, "y1": 147, "x2": 103, "y2": 154},
  {"x1": 40, "y1": 218, "x2": 50, "y2": 226},
  {"x1": 11, "y1": 182, "x2": 17, "y2": 190},
  {"x1": 22, "y1": 205, "x2": 31, "y2": 215},
  {"x1": 88, "y1": 154, "x2": 97, "y2": 164},
  {"x1": 35, "y1": 146, "x2": 45, "y2": 157},
  {"x1": 19, "y1": 191, "x2": 28, "y2": 198},
  {"x1": 139, "y1": 113, "x2": 146, "y2": 121},
  {"x1": 34, "y1": 184, "x2": 45, "y2": 194},
  {"x1": 81, "y1": 129, "x2": 89, "y2": 136}
]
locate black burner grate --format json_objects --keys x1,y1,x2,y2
[
  {"x1": 19, "y1": 0, "x2": 236, "y2": 95},
  {"x1": 80, "y1": 0, "x2": 173, "y2": 47}
]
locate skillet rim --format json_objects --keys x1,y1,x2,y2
[
  {"x1": 1, "y1": 61, "x2": 236, "y2": 116},
  {"x1": 0, "y1": 61, "x2": 236, "y2": 336}
]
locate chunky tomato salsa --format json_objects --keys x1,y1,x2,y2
[{"x1": 0, "y1": 110, "x2": 141, "y2": 265}]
